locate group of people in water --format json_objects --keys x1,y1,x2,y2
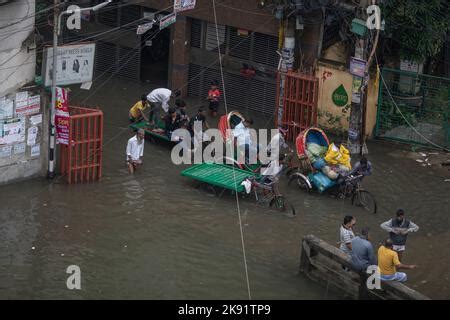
[
  {"x1": 339, "y1": 209, "x2": 419, "y2": 283},
  {"x1": 126, "y1": 81, "x2": 222, "y2": 174}
]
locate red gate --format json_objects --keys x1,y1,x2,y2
[
  {"x1": 275, "y1": 71, "x2": 319, "y2": 142},
  {"x1": 60, "y1": 106, "x2": 104, "y2": 184}
]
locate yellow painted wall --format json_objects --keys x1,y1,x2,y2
[{"x1": 315, "y1": 62, "x2": 380, "y2": 138}]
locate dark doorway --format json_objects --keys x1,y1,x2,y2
[{"x1": 140, "y1": 26, "x2": 171, "y2": 86}]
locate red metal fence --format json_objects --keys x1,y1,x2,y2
[
  {"x1": 60, "y1": 106, "x2": 103, "y2": 184},
  {"x1": 275, "y1": 71, "x2": 319, "y2": 142}
]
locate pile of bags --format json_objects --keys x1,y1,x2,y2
[{"x1": 305, "y1": 142, "x2": 352, "y2": 191}]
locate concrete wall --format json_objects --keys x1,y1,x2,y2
[
  {"x1": 0, "y1": 0, "x2": 36, "y2": 97},
  {"x1": 0, "y1": 1, "x2": 48, "y2": 185},
  {"x1": 143, "y1": 0, "x2": 278, "y2": 36},
  {"x1": 316, "y1": 44, "x2": 380, "y2": 137}
]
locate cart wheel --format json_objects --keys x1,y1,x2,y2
[
  {"x1": 288, "y1": 174, "x2": 311, "y2": 193},
  {"x1": 270, "y1": 196, "x2": 296, "y2": 216},
  {"x1": 352, "y1": 190, "x2": 377, "y2": 214}
]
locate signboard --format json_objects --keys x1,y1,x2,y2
[
  {"x1": 0, "y1": 97, "x2": 14, "y2": 119},
  {"x1": 137, "y1": 22, "x2": 154, "y2": 35},
  {"x1": 332, "y1": 85, "x2": 349, "y2": 107},
  {"x1": 160, "y1": 13, "x2": 176, "y2": 30},
  {"x1": 349, "y1": 57, "x2": 367, "y2": 78},
  {"x1": 43, "y1": 43, "x2": 96, "y2": 87},
  {"x1": 55, "y1": 87, "x2": 70, "y2": 145},
  {"x1": 400, "y1": 60, "x2": 419, "y2": 73},
  {"x1": 0, "y1": 117, "x2": 25, "y2": 145},
  {"x1": 15, "y1": 94, "x2": 40, "y2": 116},
  {"x1": 174, "y1": 0, "x2": 196, "y2": 13}
]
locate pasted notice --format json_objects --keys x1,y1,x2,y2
[
  {"x1": 30, "y1": 114, "x2": 42, "y2": 126},
  {"x1": 14, "y1": 142, "x2": 26, "y2": 155},
  {"x1": 0, "y1": 98, "x2": 14, "y2": 119},
  {"x1": 31, "y1": 145, "x2": 40, "y2": 158},
  {"x1": 0, "y1": 145, "x2": 12, "y2": 158},
  {"x1": 27, "y1": 126, "x2": 38, "y2": 146},
  {"x1": 0, "y1": 117, "x2": 25, "y2": 145}
]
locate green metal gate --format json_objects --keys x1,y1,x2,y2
[{"x1": 375, "y1": 68, "x2": 450, "y2": 148}]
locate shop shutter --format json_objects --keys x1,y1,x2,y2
[
  {"x1": 205, "y1": 22, "x2": 226, "y2": 52},
  {"x1": 117, "y1": 45, "x2": 141, "y2": 80},
  {"x1": 252, "y1": 32, "x2": 279, "y2": 68},
  {"x1": 95, "y1": 41, "x2": 117, "y2": 76},
  {"x1": 229, "y1": 27, "x2": 251, "y2": 60},
  {"x1": 191, "y1": 19, "x2": 202, "y2": 48}
]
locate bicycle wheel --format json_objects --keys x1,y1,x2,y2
[
  {"x1": 288, "y1": 173, "x2": 311, "y2": 193},
  {"x1": 352, "y1": 190, "x2": 377, "y2": 214},
  {"x1": 270, "y1": 196, "x2": 296, "y2": 216}
]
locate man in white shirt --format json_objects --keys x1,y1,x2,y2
[
  {"x1": 147, "y1": 88, "x2": 177, "y2": 125},
  {"x1": 233, "y1": 118, "x2": 257, "y2": 164},
  {"x1": 126, "y1": 129, "x2": 145, "y2": 174}
]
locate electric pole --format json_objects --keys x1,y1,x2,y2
[{"x1": 48, "y1": 0, "x2": 59, "y2": 179}]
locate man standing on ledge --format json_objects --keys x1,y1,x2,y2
[{"x1": 126, "y1": 129, "x2": 145, "y2": 174}]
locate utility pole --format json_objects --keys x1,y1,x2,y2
[{"x1": 48, "y1": 0, "x2": 59, "y2": 179}]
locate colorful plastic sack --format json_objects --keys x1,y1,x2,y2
[
  {"x1": 310, "y1": 172, "x2": 336, "y2": 193},
  {"x1": 324, "y1": 143, "x2": 352, "y2": 169},
  {"x1": 312, "y1": 158, "x2": 326, "y2": 170}
]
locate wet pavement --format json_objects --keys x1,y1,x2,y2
[{"x1": 0, "y1": 78, "x2": 449, "y2": 299}]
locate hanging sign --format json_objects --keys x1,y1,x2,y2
[
  {"x1": 55, "y1": 87, "x2": 70, "y2": 145},
  {"x1": 159, "y1": 13, "x2": 176, "y2": 30},
  {"x1": 174, "y1": 0, "x2": 196, "y2": 13},
  {"x1": 349, "y1": 57, "x2": 367, "y2": 78},
  {"x1": 332, "y1": 85, "x2": 349, "y2": 107},
  {"x1": 137, "y1": 22, "x2": 154, "y2": 35},
  {"x1": 43, "y1": 43, "x2": 96, "y2": 87}
]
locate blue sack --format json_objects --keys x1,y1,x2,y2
[
  {"x1": 312, "y1": 158, "x2": 326, "y2": 170},
  {"x1": 311, "y1": 172, "x2": 336, "y2": 193}
]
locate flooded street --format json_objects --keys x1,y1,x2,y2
[{"x1": 0, "y1": 78, "x2": 449, "y2": 299}]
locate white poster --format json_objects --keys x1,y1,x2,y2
[
  {"x1": 27, "y1": 126, "x2": 38, "y2": 146},
  {"x1": 31, "y1": 145, "x2": 40, "y2": 157},
  {"x1": 30, "y1": 114, "x2": 42, "y2": 126},
  {"x1": 0, "y1": 98, "x2": 14, "y2": 119},
  {"x1": 174, "y1": 0, "x2": 196, "y2": 12},
  {"x1": 14, "y1": 142, "x2": 26, "y2": 155},
  {"x1": 43, "y1": 43, "x2": 96, "y2": 86},
  {"x1": 15, "y1": 91, "x2": 28, "y2": 116},
  {"x1": 0, "y1": 118, "x2": 25, "y2": 145},
  {"x1": 0, "y1": 145, "x2": 12, "y2": 158},
  {"x1": 16, "y1": 95, "x2": 40, "y2": 116}
]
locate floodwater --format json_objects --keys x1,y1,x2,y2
[{"x1": 0, "y1": 78, "x2": 449, "y2": 299}]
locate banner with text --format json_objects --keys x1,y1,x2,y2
[{"x1": 55, "y1": 87, "x2": 70, "y2": 145}]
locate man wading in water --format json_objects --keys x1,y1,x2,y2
[
  {"x1": 126, "y1": 129, "x2": 145, "y2": 174},
  {"x1": 380, "y1": 209, "x2": 419, "y2": 260}
]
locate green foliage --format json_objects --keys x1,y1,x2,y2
[{"x1": 382, "y1": 0, "x2": 450, "y2": 62}]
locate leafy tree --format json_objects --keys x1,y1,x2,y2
[{"x1": 382, "y1": 0, "x2": 450, "y2": 62}]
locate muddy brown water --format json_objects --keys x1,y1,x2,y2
[{"x1": 0, "y1": 78, "x2": 448, "y2": 299}]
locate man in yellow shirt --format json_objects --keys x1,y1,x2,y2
[
  {"x1": 129, "y1": 95, "x2": 150, "y2": 123},
  {"x1": 378, "y1": 238, "x2": 417, "y2": 282}
]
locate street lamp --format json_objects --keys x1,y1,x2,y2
[{"x1": 48, "y1": 1, "x2": 111, "y2": 179}]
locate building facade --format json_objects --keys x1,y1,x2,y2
[{"x1": 0, "y1": 0, "x2": 48, "y2": 185}]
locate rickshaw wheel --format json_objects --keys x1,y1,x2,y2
[
  {"x1": 288, "y1": 174, "x2": 311, "y2": 193},
  {"x1": 270, "y1": 196, "x2": 296, "y2": 216}
]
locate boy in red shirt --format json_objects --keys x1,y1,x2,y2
[{"x1": 206, "y1": 80, "x2": 221, "y2": 117}]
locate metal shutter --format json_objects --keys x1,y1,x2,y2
[
  {"x1": 117, "y1": 45, "x2": 141, "y2": 80},
  {"x1": 205, "y1": 22, "x2": 226, "y2": 52},
  {"x1": 95, "y1": 41, "x2": 117, "y2": 75},
  {"x1": 252, "y1": 32, "x2": 279, "y2": 68},
  {"x1": 190, "y1": 18, "x2": 202, "y2": 48},
  {"x1": 229, "y1": 27, "x2": 251, "y2": 60}
]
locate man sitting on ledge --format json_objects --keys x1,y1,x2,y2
[{"x1": 377, "y1": 238, "x2": 417, "y2": 282}]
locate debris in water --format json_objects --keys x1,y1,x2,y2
[
  {"x1": 31, "y1": 247, "x2": 35, "y2": 250},
  {"x1": 64, "y1": 225, "x2": 69, "y2": 228},
  {"x1": 43, "y1": 203, "x2": 47, "y2": 207},
  {"x1": 419, "y1": 152, "x2": 427, "y2": 157},
  {"x1": 124, "y1": 245, "x2": 127, "y2": 248},
  {"x1": 424, "y1": 158, "x2": 429, "y2": 162},
  {"x1": 61, "y1": 253, "x2": 65, "y2": 257},
  {"x1": 421, "y1": 280, "x2": 427, "y2": 284},
  {"x1": 444, "y1": 179, "x2": 450, "y2": 182},
  {"x1": 416, "y1": 159, "x2": 424, "y2": 163}
]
